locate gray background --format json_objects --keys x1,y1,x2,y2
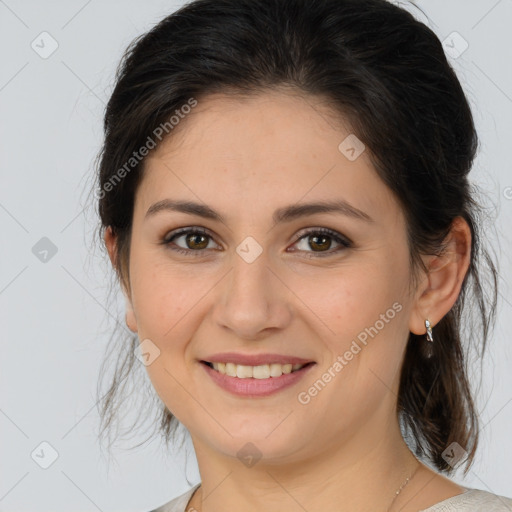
[{"x1": 1, "y1": 0, "x2": 511, "y2": 510}]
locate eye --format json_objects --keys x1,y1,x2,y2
[
  {"x1": 288, "y1": 227, "x2": 352, "y2": 258},
  {"x1": 162, "y1": 227, "x2": 219, "y2": 256}
]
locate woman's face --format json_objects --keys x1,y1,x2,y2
[{"x1": 122, "y1": 91, "x2": 423, "y2": 464}]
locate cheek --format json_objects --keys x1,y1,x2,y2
[
  {"x1": 295, "y1": 258, "x2": 410, "y2": 398},
  {"x1": 129, "y1": 250, "x2": 206, "y2": 338},
  {"x1": 129, "y1": 262, "x2": 211, "y2": 419},
  {"x1": 298, "y1": 269, "x2": 409, "y2": 425},
  {"x1": 295, "y1": 261, "x2": 408, "y2": 340}
]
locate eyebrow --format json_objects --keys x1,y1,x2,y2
[{"x1": 145, "y1": 198, "x2": 373, "y2": 225}]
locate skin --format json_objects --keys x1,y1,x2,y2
[{"x1": 105, "y1": 90, "x2": 471, "y2": 512}]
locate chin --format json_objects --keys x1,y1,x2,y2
[{"x1": 202, "y1": 426, "x2": 312, "y2": 465}]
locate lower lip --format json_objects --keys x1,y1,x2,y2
[{"x1": 200, "y1": 362, "x2": 315, "y2": 397}]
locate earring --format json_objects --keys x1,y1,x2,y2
[{"x1": 425, "y1": 318, "x2": 433, "y2": 342}]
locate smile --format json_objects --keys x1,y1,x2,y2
[{"x1": 200, "y1": 360, "x2": 316, "y2": 397}]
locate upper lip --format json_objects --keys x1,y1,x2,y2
[{"x1": 201, "y1": 353, "x2": 315, "y2": 366}]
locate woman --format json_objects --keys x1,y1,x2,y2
[{"x1": 94, "y1": 0, "x2": 512, "y2": 510}]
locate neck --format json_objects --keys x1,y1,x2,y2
[{"x1": 188, "y1": 415, "x2": 421, "y2": 512}]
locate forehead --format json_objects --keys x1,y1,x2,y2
[
  {"x1": 136, "y1": 91, "x2": 400, "y2": 226},
  {"x1": 152, "y1": 90, "x2": 353, "y2": 163}
]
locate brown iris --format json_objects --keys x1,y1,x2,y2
[
  {"x1": 308, "y1": 234, "x2": 332, "y2": 252},
  {"x1": 186, "y1": 232, "x2": 209, "y2": 250}
]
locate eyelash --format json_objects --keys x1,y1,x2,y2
[{"x1": 162, "y1": 226, "x2": 352, "y2": 258}]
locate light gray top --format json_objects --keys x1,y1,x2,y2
[{"x1": 150, "y1": 483, "x2": 512, "y2": 511}]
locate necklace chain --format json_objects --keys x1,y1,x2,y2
[{"x1": 385, "y1": 462, "x2": 421, "y2": 512}]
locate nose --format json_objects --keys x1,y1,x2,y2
[{"x1": 211, "y1": 244, "x2": 292, "y2": 340}]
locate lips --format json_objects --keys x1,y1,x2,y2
[{"x1": 199, "y1": 353, "x2": 316, "y2": 397}]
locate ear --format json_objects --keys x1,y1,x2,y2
[
  {"x1": 409, "y1": 217, "x2": 471, "y2": 337},
  {"x1": 104, "y1": 226, "x2": 138, "y2": 333}
]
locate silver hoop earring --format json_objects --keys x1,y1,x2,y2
[{"x1": 425, "y1": 318, "x2": 433, "y2": 343}]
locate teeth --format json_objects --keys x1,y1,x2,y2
[
  {"x1": 225, "y1": 362, "x2": 237, "y2": 377},
  {"x1": 253, "y1": 364, "x2": 270, "y2": 379},
  {"x1": 209, "y1": 362, "x2": 306, "y2": 378},
  {"x1": 236, "y1": 365, "x2": 253, "y2": 378},
  {"x1": 270, "y1": 363, "x2": 283, "y2": 377}
]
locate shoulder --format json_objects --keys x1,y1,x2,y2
[
  {"x1": 146, "y1": 484, "x2": 512, "y2": 512},
  {"x1": 148, "y1": 483, "x2": 201, "y2": 512},
  {"x1": 421, "y1": 488, "x2": 512, "y2": 511}
]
